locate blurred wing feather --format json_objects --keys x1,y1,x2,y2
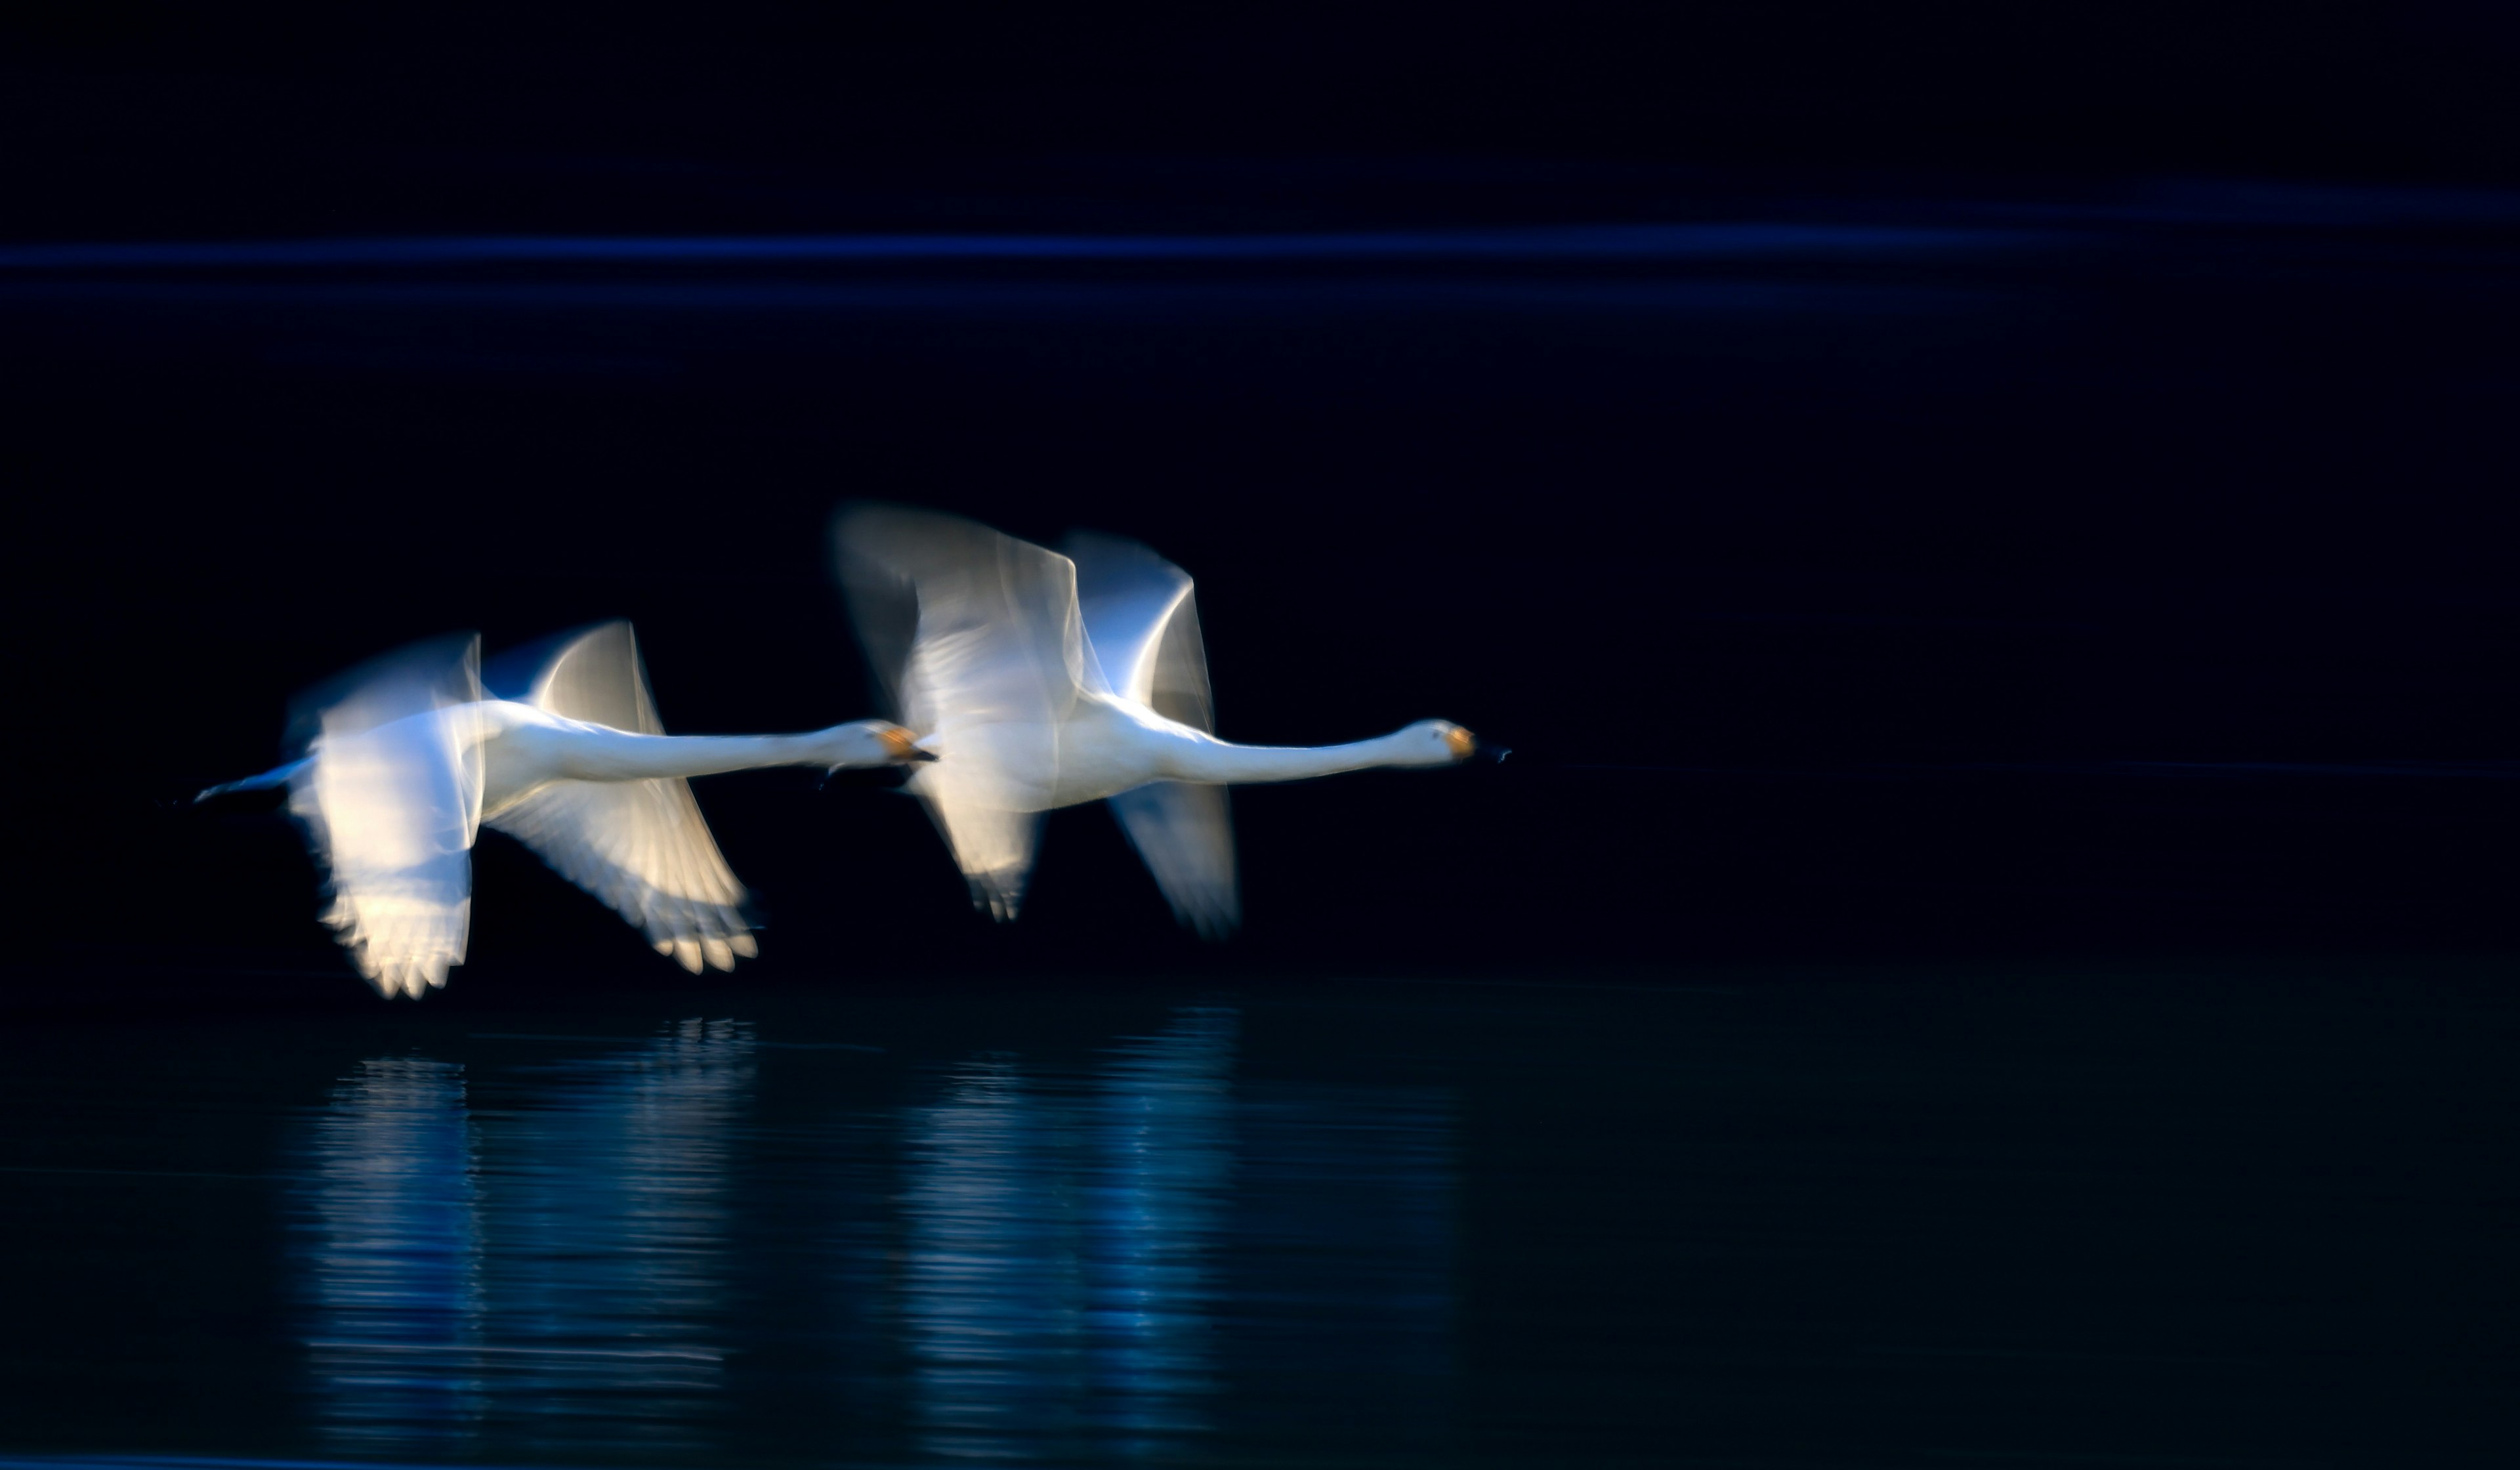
[
  {"x1": 484, "y1": 620, "x2": 754, "y2": 971},
  {"x1": 1067, "y1": 533, "x2": 1237, "y2": 936},
  {"x1": 837, "y1": 505, "x2": 1085, "y2": 919},
  {"x1": 484, "y1": 778, "x2": 753, "y2": 972},
  {"x1": 287, "y1": 635, "x2": 486, "y2": 998},
  {"x1": 1108, "y1": 782, "x2": 1239, "y2": 938},
  {"x1": 1064, "y1": 530, "x2": 1215, "y2": 732},
  {"x1": 524, "y1": 620, "x2": 666, "y2": 734}
]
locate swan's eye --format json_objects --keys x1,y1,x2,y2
[{"x1": 1442, "y1": 725, "x2": 1477, "y2": 760}]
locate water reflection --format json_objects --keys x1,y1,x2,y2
[
  {"x1": 292, "y1": 1007, "x2": 1454, "y2": 1464},
  {"x1": 902, "y1": 1008, "x2": 1238, "y2": 1460},
  {"x1": 470, "y1": 1017, "x2": 753, "y2": 1454},
  {"x1": 1227, "y1": 1081, "x2": 1458, "y2": 1449},
  {"x1": 295, "y1": 1020, "x2": 753, "y2": 1456},
  {"x1": 295, "y1": 1056, "x2": 482, "y2": 1450},
  {"x1": 1086, "y1": 1008, "x2": 1237, "y2": 1448},
  {"x1": 902, "y1": 1055, "x2": 1093, "y2": 1458}
]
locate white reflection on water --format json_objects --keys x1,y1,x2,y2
[
  {"x1": 1087, "y1": 1007, "x2": 1237, "y2": 1446},
  {"x1": 293, "y1": 1008, "x2": 1454, "y2": 1463},
  {"x1": 470, "y1": 1017, "x2": 753, "y2": 1454},
  {"x1": 296, "y1": 1057, "x2": 483, "y2": 1450},
  {"x1": 295, "y1": 1020, "x2": 752, "y2": 1456},
  {"x1": 902, "y1": 1056, "x2": 1092, "y2": 1456},
  {"x1": 902, "y1": 1008, "x2": 1237, "y2": 1461}
]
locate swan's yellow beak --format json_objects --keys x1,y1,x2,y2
[
  {"x1": 1443, "y1": 724, "x2": 1477, "y2": 761},
  {"x1": 880, "y1": 726, "x2": 937, "y2": 763}
]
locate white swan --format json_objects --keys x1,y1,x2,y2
[
  {"x1": 835, "y1": 506, "x2": 1482, "y2": 936},
  {"x1": 201, "y1": 621, "x2": 931, "y2": 998}
]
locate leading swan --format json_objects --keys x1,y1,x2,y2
[
  {"x1": 201, "y1": 621, "x2": 931, "y2": 998},
  {"x1": 835, "y1": 505, "x2": 1485, "y2": 936}
]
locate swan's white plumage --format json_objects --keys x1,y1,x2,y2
[
  {"x1": 478, "y1": 622, "x2": 753, "y2": 975},
  {"x1": 837, "y1": 507, "x2": 1473, "y2": 937},
  {"x1": 1066, "y1": 532, "x2": 1238, "y2": 938},
  {"x1": 285, "y1": 636, "x2": 486, "y2": 998},
  {"x1": 839, "y1": 507, "x2": 1081, "y2": 920},
  {"x1": 1104, "y1": 780, "x2": 1239, "y2": 938},
  {"x1": 1066, "y1": 530, "x2": 1207, "y2": 718},
  {"x1": 245, "y1": 620, "x2": 925, "y2": 997}
]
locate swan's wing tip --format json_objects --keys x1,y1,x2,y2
[
  {"x1": 1109, "y1": 782, "x2": 1238, "y2": 943},
  {"x1": 491, "y1": 777, "x2": 757, "y2": 978},
  {"x1": 1181, "y1": 904, "x2": 1242, "y2": 943},
  {"x1": 969, "y1": 877, "x2": 1027, "y2": 923}
]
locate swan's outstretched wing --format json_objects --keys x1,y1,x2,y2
[
  {"x1": 1066, "y1": 532, "x2": 1239, "y2": 938},
  {"x1": 478, "y1": 621, "x2": 756, "y2": 973},
  {"x1": 285, "y1": 635, "x2": 486, "y2": 999},
  {"x1": 1104, "y1": 782, "x2": 1239, "y2": 938},
  {"x1": 1063, "y1": 530, "x2": 1214, "y2": 730},
  {"x1": 836, "y1": 505, "x2": 1085, "y2": 920}
]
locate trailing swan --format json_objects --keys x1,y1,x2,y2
[
  {"x1": 201, "y1": 621, "x2": 931, "y2": 997},
  {"x1": 835, "y1": 506, "x2": 1484, "y2": 936}
]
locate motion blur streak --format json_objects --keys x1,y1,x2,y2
[
  {"x1": 0, "y1": 1460, "x2": 542, "y2": 1469},
  {"x1": 0, "y1": 225, "x2": 2031, "y2": 274}
]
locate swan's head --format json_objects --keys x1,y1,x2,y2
[
  {"x1": 1396, "y1": 719, "x2": 1482, "y2": 766},
  {"x1": 829, "y1": 720, "x2": 939, "y2": 770}
]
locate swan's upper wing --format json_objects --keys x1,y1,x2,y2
[
  {"x1": 1062, "y1": 530, "x2": 1214, "y2": 732},
  {"x1": 285, "y1": 635, "x2": 486, "y2": 998},
  {"x1": 835, "y1": 505, "x2": 1085, "y2": 919},
  {"x1": 1064, "y1": 532, "x2": 1238, "y2": 938},
  {"x1": 479, "y1": 621, "x2": 755, "y2": 973},
  {"x1": 837, "y1": 505, "x2": 1089, "y2": 730}
]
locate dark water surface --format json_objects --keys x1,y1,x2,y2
[{"x1": 1, "y1": 962, "x2": 2513, "y2": 1467}]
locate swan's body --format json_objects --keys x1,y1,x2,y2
[
  {"x1": 207, "y1": 622, "x2": 927, "y2": 998},
  {"x1": 836, "y1": 507, "x2": 1479, "y2": 936}
]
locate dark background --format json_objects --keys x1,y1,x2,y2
[
  {"x1": 4, "y1": 10, "x2": 2519, "y2": 1470},
  {"x1": 5, "y1": 1, "x2": 2517, "y2": 1003}
]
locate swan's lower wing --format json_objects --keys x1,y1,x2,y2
[
  {"x1": 927, "y1": 799, "x2": 1044, "y2": 924},
  {"x1": 906, "y1": 728, "x2": 1048, "y2": 922},
  {"x1": 1066, "y1": 534, "x2": 1235, "y2": 938},
  {"x1": 839, "y1": 506, "x2": 1087, "y2": 923},
  {"x1": 290, "y1": 707, "x2": 483, "y2": 999},
  {"x1": 483, "y1": 776, "x2": 754, "y2": 973},
  {"x1": 1109, "y1": 781, "x2": 1239, "y2": 939}
]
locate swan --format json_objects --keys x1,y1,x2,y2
[
  {"x1": 200, "y1": 621, "x2": 933, "y2": 998},
  {"x1": 834, "y1": 506, "x2": 1486, "y2": 937}
]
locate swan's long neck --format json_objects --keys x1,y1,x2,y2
[
  {"x1": 562, "y1": 731, "x2": 836, "y2": 786},
  {"x1": 1162, "y1": 729, "x2": 1419, "y2": 786},
  {"x1": 476, "y1": 712, "x2": 871, "y2": 814},
  {"x1": 481, "y1": 711, "x2": 856, "y2": 801},
  {"x1": 538, "y1": 726, "x2": 833, "y2": 783}
]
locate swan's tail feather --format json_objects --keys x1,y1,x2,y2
[{"x1": 195, "y1": 758, "x2": 312, "y2": 804}]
